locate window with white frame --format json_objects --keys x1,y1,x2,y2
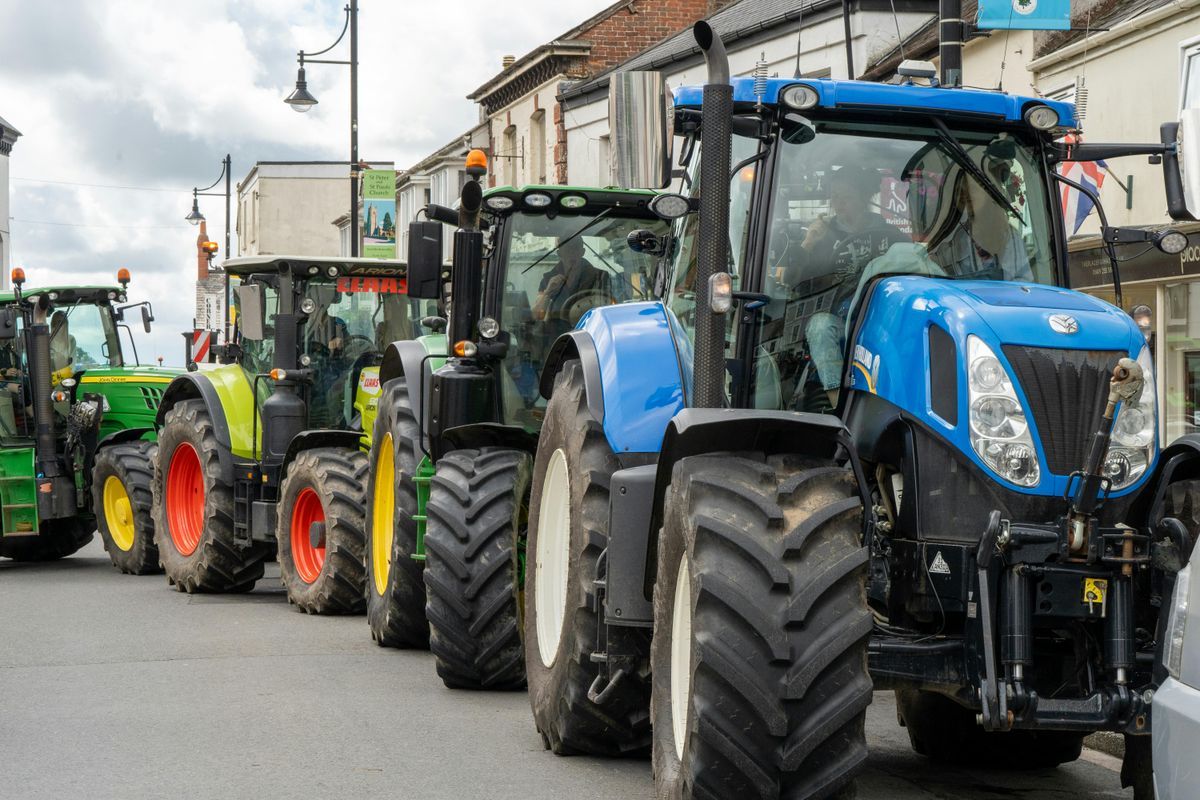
[{"x1": 1182, "y1": 39, "x2": 1200, "y2": 110}]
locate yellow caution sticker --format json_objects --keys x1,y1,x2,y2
[{"x1": 1084, "y1": 578, "x2": 1108, "y2": 612}]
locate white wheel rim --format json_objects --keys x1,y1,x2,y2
[
  {"x1": 535, "y1": 448, "x2": 572, "y2": 668},
  {"x1": 670, "y1": 553, "x2": 693, "y2": 760}
]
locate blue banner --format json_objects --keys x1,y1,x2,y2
[{"x1": 977, "y1": 0, "x2": 1070, "y2": 30}]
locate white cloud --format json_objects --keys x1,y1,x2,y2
[{"x1": 2, "y1": 0, "x2": 616, "y2": 363}]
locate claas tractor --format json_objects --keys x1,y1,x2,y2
[
  {"x1": 0, "y1": 268, "x2": 177, "y2": 568},
  {"x1": 150, "y1": 256, "x2": 434, "y2": 613},
  {"x1": 521, "y1": 21, "x2": 1200, "y2": 799},
  {"x1": 363, "y1": 151, "x2": 669, "y2": 693}
]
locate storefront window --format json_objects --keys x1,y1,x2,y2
[{"x1": 1164, "y1": 282, "x2": 1200, "y2": 443}]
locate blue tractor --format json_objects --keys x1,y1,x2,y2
[{"x1": 522, "y1": 21, "x2": 1200, "y2": 799}]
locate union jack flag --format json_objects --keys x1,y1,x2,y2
[{"x1": 1058, "y1": 134, "x2": 1107, "y2": 235}]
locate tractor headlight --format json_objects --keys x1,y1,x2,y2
[
  {"x1": 1109, "y1": 344, "x2": 1156, "y2": 489},
  {"x1": 967, "y1": 336, "x2": 1041, "y2": 488},
  {"x1": 1163, "y1": 563, "x2": 1191, "y2": 680}
]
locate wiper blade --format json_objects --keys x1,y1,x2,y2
[
  {"x1": 930, "y1": 117, "x2": 1023, "y2": 222},
  {"x1": 521, "y1": 207, "x2": 614, "y2": 275}
]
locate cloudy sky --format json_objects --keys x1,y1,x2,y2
[{"x1": 1, "y1": 0, "x2": 616, "y2": 363}]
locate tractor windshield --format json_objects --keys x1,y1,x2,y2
[
  {"x1": 49, "y1": 301, "x2": 123, "y2": 372},
  {"x1": 754, "y1": 118, "x2": 1058, "y2": 412},
  {"x1": 237, "y1": 275, "x2": 433, "y2": 430},
  {"x1": 495, "y1": 210, "x2": 667, "y2": 427}
]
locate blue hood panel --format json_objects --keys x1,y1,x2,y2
[{"x1": 852, "y1": 276, "x2": 1152, "y2": 497}]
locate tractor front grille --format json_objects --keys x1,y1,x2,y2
[{"x1": 1001, "y1": 346, "x2": 1122, "y2": 476}]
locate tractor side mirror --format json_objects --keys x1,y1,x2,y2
[
  {"x1": 407, "y1": 220, "x2": 443, "y2": 300},
  {"x1": 141, "y1": 305, "x2": 153, "y2": 334},
  {"x1": 609, "y1": 71, "x2": 673, "y2": 190},
  {"x1": 0, "y1": 308, "x2": 17, "y2": 340},
  {"x1": 1167, "y1": 111, "x2": 1200, "y2": 221},
  {"x1": 236, "y1": 284, "x2": 265, "y2": 341}
]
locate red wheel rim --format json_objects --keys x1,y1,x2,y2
[
  {"x1": 166, "y1": 442, "x2": 205, "y2": 556},
  {"x1": 290, "y1": 487, "x2": 326, "y2": 584}
]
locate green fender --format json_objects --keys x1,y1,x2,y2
[{"x1": 156, "y1": 364, "x2": 261, "y2": 460}]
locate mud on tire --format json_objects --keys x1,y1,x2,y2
[
  {"x1": 425, "y1": 447, "x2": 531, "y2": 690},
  {"x1": 523, "y1": 360, "x2": 651, "y2": 756},
  {"x1": 152, "y1": 399, "x2": 267, "y2": 592},
  {"x1": 651, "y1": 454, "x2": 872, "y2": 800},
  {"x1": 365, "y1": 377, "x2": 430, "y2": 647},
  {"x1": 93, "y1": 441, "x2": 160, "y2": 575},
  {"x1": 276, "y1": 447, "x2": 369, "y2": 614}
]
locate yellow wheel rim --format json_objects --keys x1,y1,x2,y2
[
  {"x1": 102, "y1": 475, "x2": 136, "y2": 552},
  {"x1": 371, "y1": 433, "x2": 395, "y2": 596}
]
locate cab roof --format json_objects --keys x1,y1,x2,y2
[
  {"x1": 673, "y1": 77, "x2": 1077, "y2": 129},
  {"x1": 482, "y1": 184, "x2": 660, "y2": 218},
  {"x1": 223, "y1": 255, "x2": 406, "y2": 278}
]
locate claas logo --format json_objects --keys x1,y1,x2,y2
[{"x1": 336, "y1": 276, "x2": 407, "y2": 294}]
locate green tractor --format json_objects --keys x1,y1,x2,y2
[
  {"x1": 150, "y1": 256, "x2": 435, "y2": 613},
  {"x1": 364, "y1": 153, "x2": 669, "y2": 690},
  {"x1": 0, "y1": 267, "x2": 178, "y2": 569}
]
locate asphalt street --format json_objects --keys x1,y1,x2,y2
[{"x1": 1, "y1": 538, "x2": 1135, "y2": 800}]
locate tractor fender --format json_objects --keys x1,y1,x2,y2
[
  {"x1": 281, "y1": 430, "x2": 364, "y2": 479},
  {"x1": 379, "y1": 338, "x2": 443, "y2": 465},
  {"x1": 155, "y1": 373, "x2": 236, "y2": 475},
  {"x1": 96, "y1": 427, "x2": 153, "y2": 450},
  {"x1": 441, "y1": 422, "x2": 540, "y2": 455},
  {"x1": 1130, "y1": 434, "x2": 1200, "y2": 528},
  {"x1": 541, "y1": 301, "x2": 686, "y2": 456},
  {"x1": 639, "y1": 408, "x2": 872, "y2": 602}
]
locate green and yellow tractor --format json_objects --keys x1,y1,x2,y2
[
  {"x1": 364, "y1": 154, "x2": 668, "y2": 691},
  {"x1": 150, "y1": 256, "x2": 435, "y2": 613},
  {"x1": 0, "y1": 267, "x2": 179, "y2": 570}
]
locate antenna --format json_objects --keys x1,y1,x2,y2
[
  {"x1": 793, "y1": 2, "x2": 805, "y2": 78},
  {"x1": 754, "y1": 53, "x2": 768, "y2": 110},
  {"x1": 1074, "y1": 76, "x2": 1089, "y2": 122}
]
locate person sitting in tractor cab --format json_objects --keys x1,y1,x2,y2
[
  {"x1": 531, "y1": 235, "x2": 611, "y2": 325},
  {"x1": 777, "y1": 166, "x2": 909, "y2": 408},
  {"x1": 50, "y1": 310, "x2": 75, "y2": 372}
]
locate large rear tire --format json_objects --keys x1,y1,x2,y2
[
  {"x1": 152, "y1": 399, "x2": 267, "y2": 592},
  {"x1": 276, "y1": 447, "x2": 369, "y2": 614},
  {"x1": 365, "y1": 377, "x2": 429, "y2": 647},
  {"x1": 523, "y1": 360, "x2": 651, "y2": 756},
  {"x1": 895, "y1": 689, "x2": 1084, "y2": 768},
  {"x1": 651, "y1": 454, "x2": 872, "y2": 799},
  {"x1": 93, "y1": 441, "x2": 160, "y2": 575},
  {"x1": 425, "y1": 447, "x2": 530, "y2": 690},
  {"x1": 0, "y1": 517, "x2": 93, "y2": 561}
]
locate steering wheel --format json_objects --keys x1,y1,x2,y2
[{"x1": 560, "y1": 290, "x2": 612, "y2": 326}]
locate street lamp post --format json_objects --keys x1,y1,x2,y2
[
  {"x1": 285, "y1": 1, "x2": 359, "y2": 257},
  {"x1": 186, "y1": 153, "x2": 232, "y2": 336}
]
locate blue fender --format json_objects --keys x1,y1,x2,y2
[{"x1": 543, "y1": 301, "x2": 687, "y2": 456}]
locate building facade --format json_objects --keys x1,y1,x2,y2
[
  {"x1": 236, "y1": 161, "x2": 393, "y2": 257},
  {"x1": 559, "y1": 0, "x2": 939, "y2": 187},
  {"x1": 394, "y1": 125, "x2": 489, "y2": 263},
  {"x1": 466, "y1": 0, "x2": 718, "y2": 189},
  {"x1": 0, "y1": 114, "x2": 20, "y2": 287}
]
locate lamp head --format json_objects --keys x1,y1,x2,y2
[
  {"x1": 285, "y1": 66, "x2": 318, "y2": 112},
  {"x1": 185, "y1": 195, "x2": 205, "y2": 225}
]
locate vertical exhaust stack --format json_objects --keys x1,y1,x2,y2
[
  {"x1": 692, "y1": 21, "x2": 732, "y2": 409},
  {"x1": 29, "y1": 296, "x2": 57, "y2": 477}
]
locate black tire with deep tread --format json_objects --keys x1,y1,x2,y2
[
  {"x1": 276, "y1": 446, "x2": 369, "y2": 614},
  {"x1": 0, "y1": 517, "x2": 93, "y2": 561},
  {"x1": 895, "y1": 689, "x2": 1084, "y2": 769},
  {"x1": 152, "y1": 399, "x2": 268, "y2": 592},
  {"x1": 93, "y1": 441, "x2": 160, "y2": 574},
  {"x1": 425, "y1": 447, "x2": 531, "y2": 690},
  {"x1": 523, "y1": 360, "x2": 651, "y2": 756},
  {"x1": 651, "y1": 453, "x2": 872, "y2": 800},
  {"x1": 365, "y1": 377, "x2": 430, "y2": 647}
]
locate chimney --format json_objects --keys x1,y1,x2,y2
[
  {"x1": 196, "y1": 220, "x2": 210, "y2": 280},
  {"x1": 502, "y1": 54, "x2": 515, "y2": 69}
]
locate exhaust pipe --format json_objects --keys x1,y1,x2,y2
[
  {"x1": 691, "y1": 20, "x2": 732, "y2": 410},
  {"x1": 29, "y1": 296, "x2": 58, "y2": 477}
]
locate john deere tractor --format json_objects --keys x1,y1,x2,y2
[
  {"x1": 150, "y1": 256, "x2": 433, "y2": 613},
  {"x1": 0, "y1": 268, "x2": 177, "y2": 568},
  {"x1": 521, "y1": 22, "x2": 1200, "y2": 799},
  {"x1": 363, "y1": 152, "x2": 668, "y2": 692}
]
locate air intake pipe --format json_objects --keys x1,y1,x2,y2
[
  {"x1": 691, "y1": 20, "x2": 731, "y2": 409},
  {"x1": 29, "y1": 296, "x2": 58, "y2": 477}
]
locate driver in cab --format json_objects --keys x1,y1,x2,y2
[
  {"x1": 778, "y1": 167, "x2": 908, "y2": 407},
  {"x1": 531, "y1": 236, "x2": 610, "y2": 323}
]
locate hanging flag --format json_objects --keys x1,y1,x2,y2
[
  {"x1": 978, "y1": 0, "x2": 1071, "y2": 31},
  {"x1": 1058, "y1": 135, "x2": 1106, "y2": 235}
]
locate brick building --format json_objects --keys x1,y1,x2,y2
[{"x1": 465, "y1": 0, "x2": 726, "y2": 186}]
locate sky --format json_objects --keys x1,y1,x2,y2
[{"x1": 0, "y1": 0, "x2": 617, "y2": 364}]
